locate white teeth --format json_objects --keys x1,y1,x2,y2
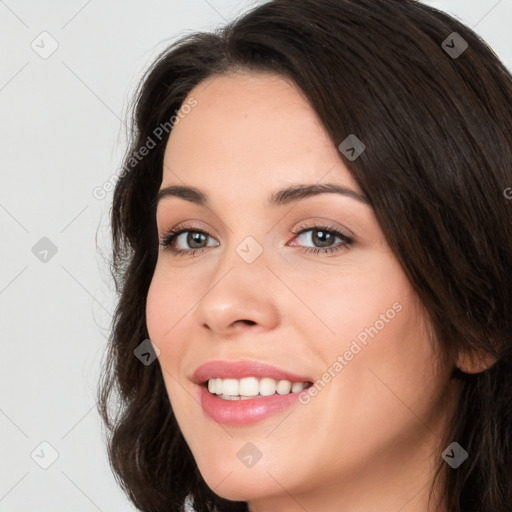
[
  {"x1": 291, "y1": 382, "x2": 306, "y2": 393},
  {"x1": 215, "y1": 378, "x2": 223, "y2": 394},
  {"x1": 276, "y1": 380, "x2": 292, "y2": 395},
  {"x1": 259, "y1": 377, "x2": 276, "y2": 396},
  {"x1": 221, "y1": 378, "x2": 239, "y2": 396},
  {"x1": 238, "y1": 377, "x2": 259, "y2": 396},
  {"x1": 206, "y1": 377, "x2": 309, "y2": 399}
]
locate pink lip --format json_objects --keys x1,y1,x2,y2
[{"x1": 191, "y1": 360, "x2": 313, "y2": 426}]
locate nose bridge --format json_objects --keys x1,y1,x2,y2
[
  {"x1": 217, "y1": 207, "x2": 272, "y2": 274},
  {"x1": 213, "y1": 230, "x2": 270, "y2": 302},
  {"x1": 192, "y1": 231, "x2": 279, "y2": 334}
]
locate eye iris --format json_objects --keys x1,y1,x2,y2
[
  {"x1": 188, "y1": 232, "x2": 206, "y2": 248},
  {"x1": 313, "y1": 230, "x2": 334, "y2": 247}
]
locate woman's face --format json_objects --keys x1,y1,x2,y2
[{"x1": 146, "y1": 72, "x2": 458, "y2": 510}]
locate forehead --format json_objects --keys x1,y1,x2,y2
[{"x1": 161, "y1": 71, "x2": 360, "y2": 195}]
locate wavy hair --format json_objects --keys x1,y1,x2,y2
[{"x1": 97, "y1": 0, "x2": 512, "y2": 510}]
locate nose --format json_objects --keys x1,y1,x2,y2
[{"x1": 193, "y1": 244, "x2": 281, "y2": 338}]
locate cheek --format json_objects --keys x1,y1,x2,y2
[
  {"x1": 301, "y1": 255, "x2": 441, "y2": 419},
  {"x1": 298, "y1": 260, "x2": 405, "y2": 353},
  {"x1": 146, "y1": 272, "x2": 191, "y2": 406},
  {"x1": 145, "y1": 265, "x2": 203, "y2": 391},
  {"x1": 146, "y1": 275, "x2": 165, "y2": 339},
  {"x1": 145, "y1": 265, "x2": 189, "y2": 345}
]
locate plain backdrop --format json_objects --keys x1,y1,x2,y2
[{"x1": 1, "y1": 1, "x2": 511, "y2": 510}]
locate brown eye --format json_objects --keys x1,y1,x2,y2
[
  {"x1": 289, "y1": 224, "x2": 354, "y2": 255},
  {"x1": 160, "y1": 226, "x2": 219, "y2": 256}
]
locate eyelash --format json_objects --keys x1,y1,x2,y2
[{"x1": 159, "y1": 221, "x2": 354, "y2": 257}]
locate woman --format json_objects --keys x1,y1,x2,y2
[{"x1": 97, "y1": 0, "x2": 512, "y2": 510}]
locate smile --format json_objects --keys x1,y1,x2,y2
[
  {"x1": 192, "y1": 360, "x2": 314, "y2": 425},
  {"x1": 206, "y1": 377, "x2": 310, "y2": 400}
]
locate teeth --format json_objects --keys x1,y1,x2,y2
[
  {"x1": 239, "y1": 377, "x2": 259, "y2": 396},
  {"x1": 221, "y1": 378, "x2": 239, "y2": 396},
  {"x1": 291, "y1": 381, "x2": 306, "y2": 393},
  {"x1": 277, "y1": 380, "x2": 292, "y2": 394},
  {"x1": 206, "y1": 377, "x2": 309, "y2": 399},
  {"x1": 259, "y1": 377, "x2": 276, "y2": 396}
]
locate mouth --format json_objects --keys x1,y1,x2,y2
[
  {"x1": 192, "y1": 360, "x2": 314, "y2": 425},
  {"x1": 204, "y1": 377, "x2": 312, "y2": 400}
]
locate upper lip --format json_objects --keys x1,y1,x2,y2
[{"x1": 191, "y1": 360, "x2": 314, "y2": 385}]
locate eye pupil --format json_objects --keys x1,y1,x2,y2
[
  {"x1": 313, "y1": 230, "x2": 334, "y2": 247},
  {"x1": 188, "y1": 232, "x2": 206, "y2": 248}
]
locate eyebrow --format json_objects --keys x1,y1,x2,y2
[{"x1": 155, "y1": 183, "x2": 370, "y2": 207}]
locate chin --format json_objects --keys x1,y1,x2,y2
[
  {"x1": 203, "y1": 471, "x2": 269, "y2": 502},
  {"x1": 195, "y1": 454, "x2": 293, "y2": 503}
]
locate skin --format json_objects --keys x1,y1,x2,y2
[{"x1": 146, "y1": 71, "x2": 462, "y2": 512}]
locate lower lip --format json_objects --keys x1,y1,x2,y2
[{"x1": 197, "y1": 384, "x2": 304, "y2": 425}]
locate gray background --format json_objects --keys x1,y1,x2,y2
[{"x1": 1, "y1": 1, "x2": 510, "y2": 510}]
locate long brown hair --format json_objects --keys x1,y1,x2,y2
[{"x1": 97, "y1": 1, "x2": 512, "y2": 510}]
